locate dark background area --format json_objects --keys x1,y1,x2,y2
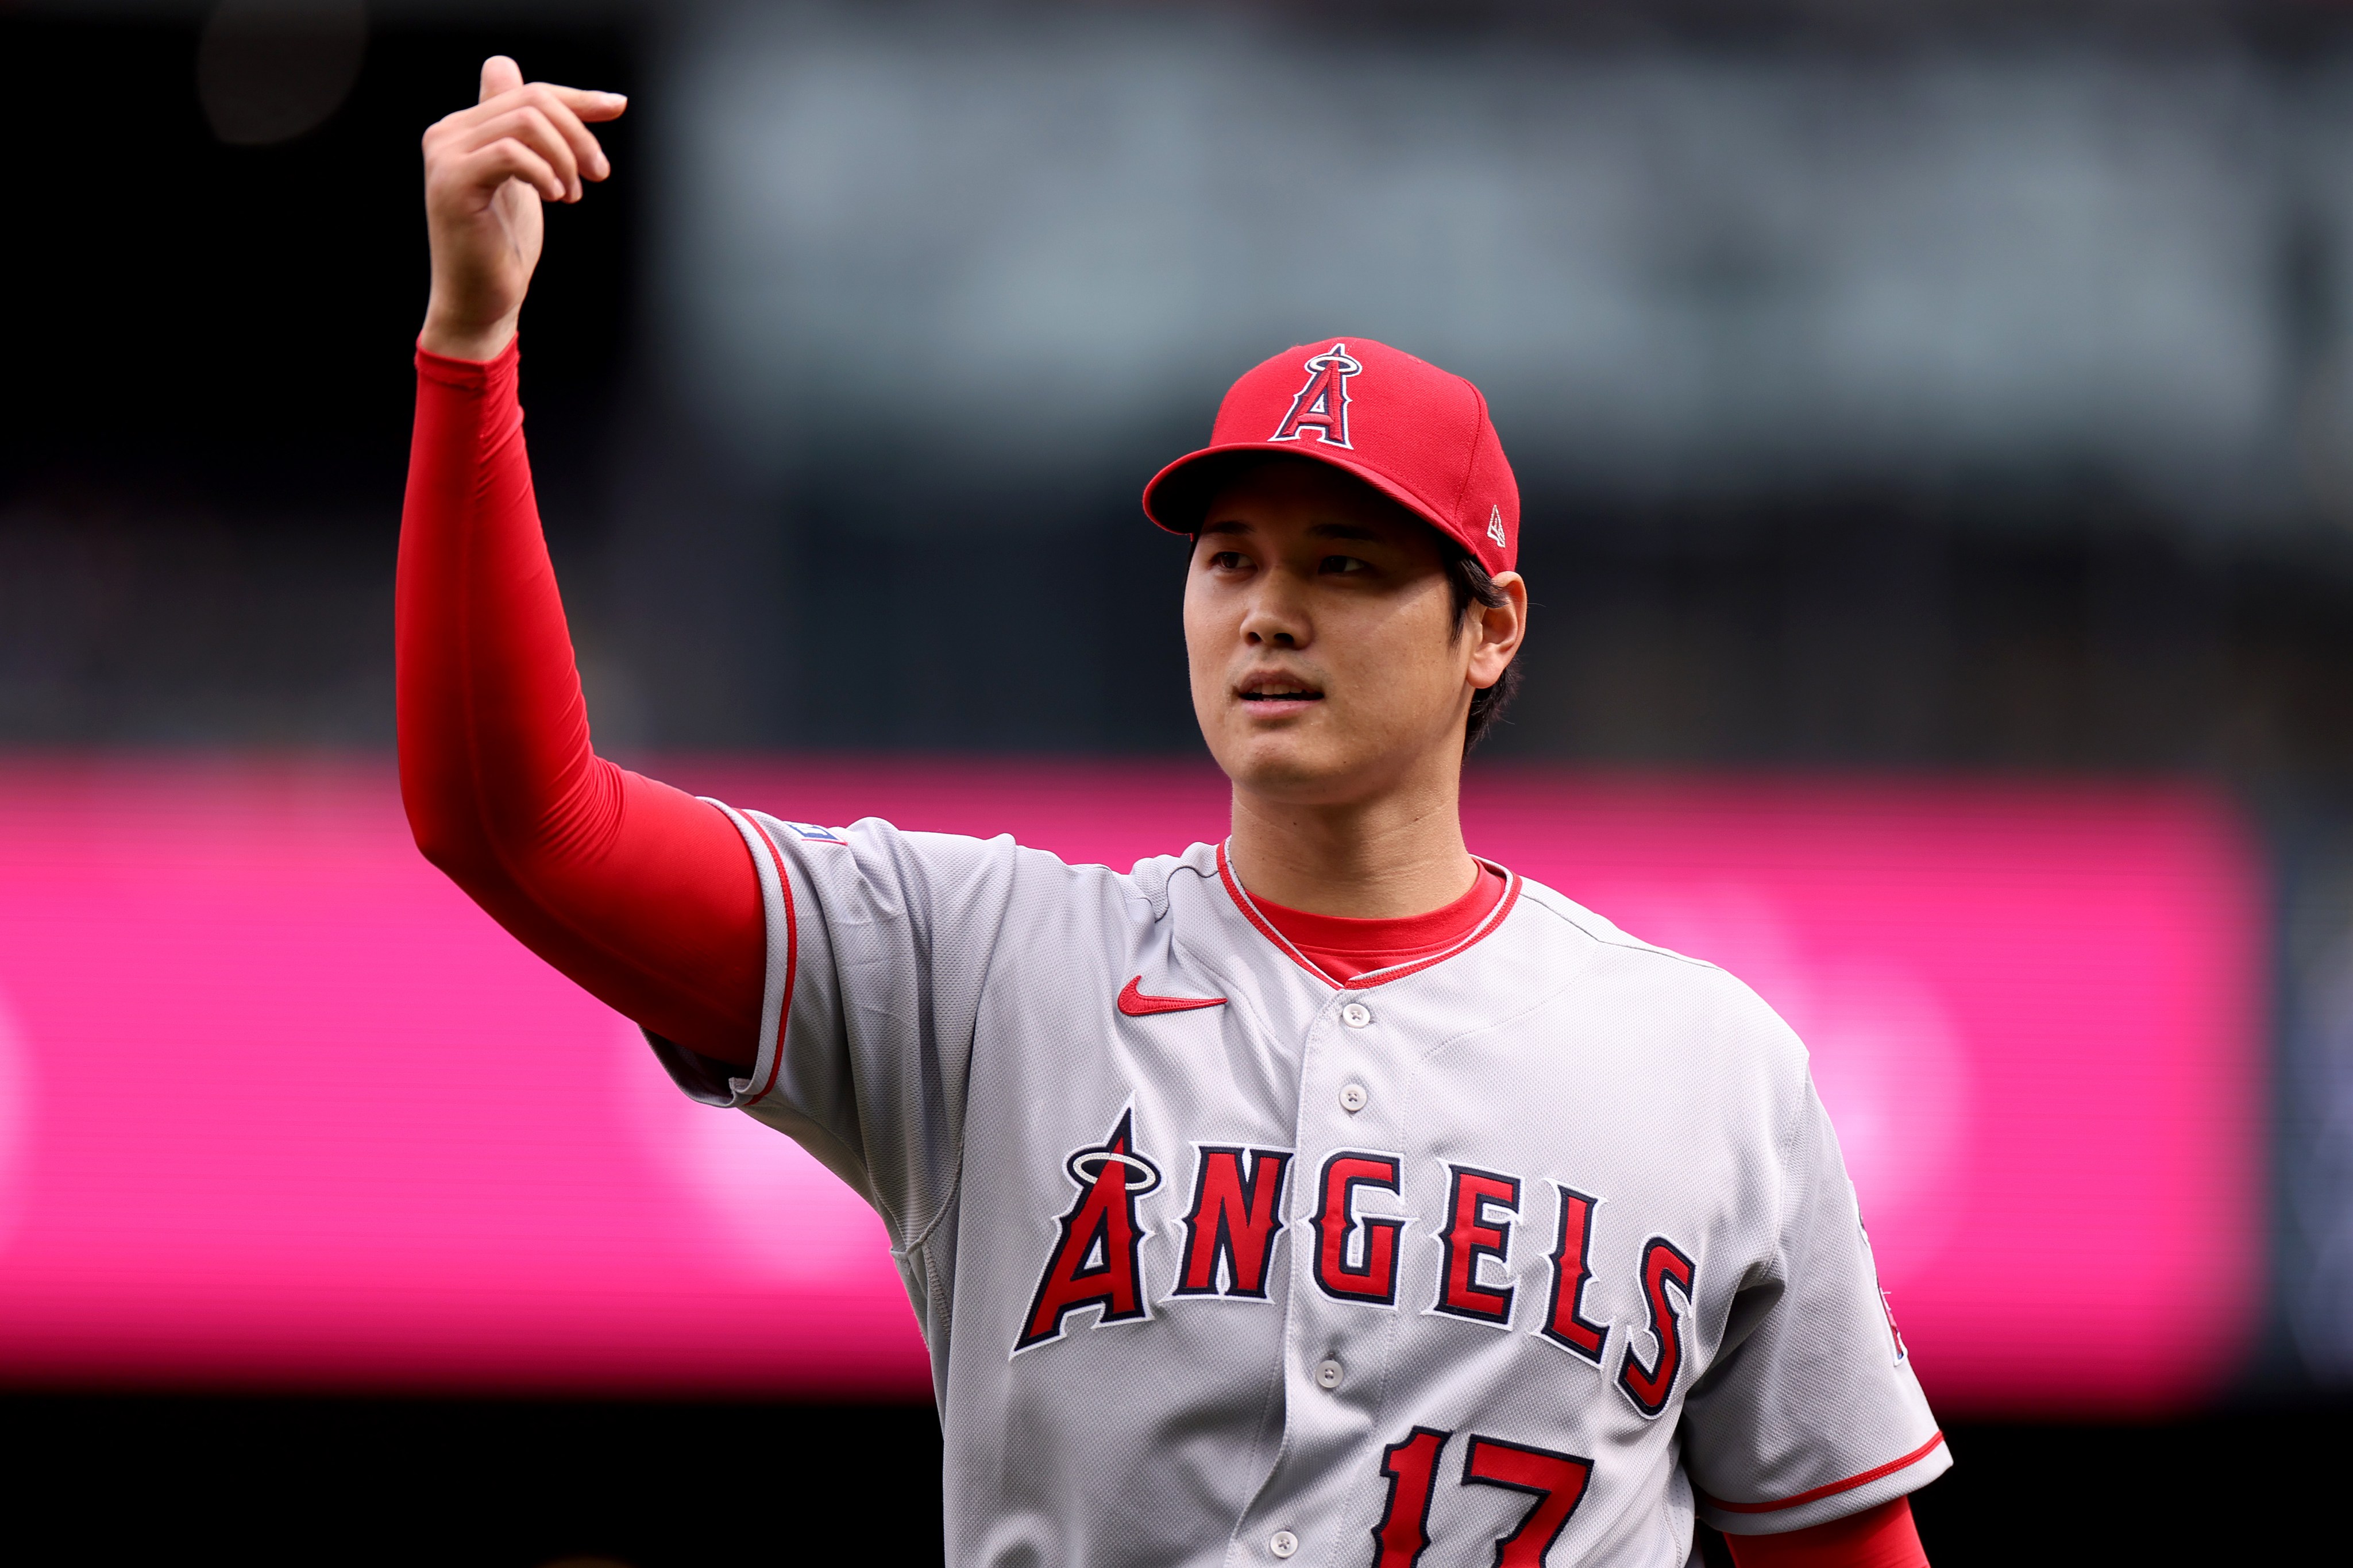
[
  {"x1": 6, "y1": 3, "x2": 2353, "y2": 1564},
  {"x1": 14, "y1": 7, "x2": 2353, "y2": 784},
  {"x1": 0, "y1": 1393, "x2": 2339, "y2": 1563},
  {"x1": 0, "y1": 12, "x2": 635, "y2": 745}
]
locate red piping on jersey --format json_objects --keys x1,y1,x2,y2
[
  {"x1": 1701, "y1": 1432, "x2": 1947, "y2": 1515},
  {"x1": 746, "y1": 818, "x2": 800, "y2": 1105},
  {"x1": 1217, "y1": 840, "x2": 1338, "y2": 984},
  {"x1": 1214, "y1": 840, "x2": 1521, "y2": 990},
  {"x1": 1117, "y1": 978, "x2": 1227, "y2": 1015}
]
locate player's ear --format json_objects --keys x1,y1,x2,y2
[
  {"x1": 1468, "y1": 572, "x2": 1527, "y2": 682},
  {"x1": 480, "y1": 55, "x2": 524, "y2": 103}
]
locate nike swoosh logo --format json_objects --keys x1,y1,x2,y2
[{"x1": 1117, "y1": 976, "x2": 1227, "y2": 1017}]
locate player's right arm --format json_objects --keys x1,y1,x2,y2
[{"x1": 398, "y1": 57, "x2": 767, "y2": 1067}]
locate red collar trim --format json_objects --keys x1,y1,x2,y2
[{"x1": 1214, "y1": 840, "x2": 1522, "y2": 991}]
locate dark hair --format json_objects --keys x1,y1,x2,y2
[{"x1": 1446, "y1": 547, "x2": 1521, "y2": 753}]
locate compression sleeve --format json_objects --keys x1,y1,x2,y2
[
  {"x1": 1721, "y1": 1499, "x2": 1928, "y2": 1568},
  {"x1": 396, "y1": 338, "x2": 766, "y2": 1065}
]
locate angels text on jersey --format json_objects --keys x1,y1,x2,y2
[{"x1": 1017, "y1": 1111, "x2": 1695, "y2": 1420}]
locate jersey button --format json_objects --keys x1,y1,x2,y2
[
  {"x1": 1314, "y1": 1358, "x2": 1345, "y2": 1390},
  {"x1": 1341, "y1": 1001, "x2": 1372, "y2": 1029},
  {"x1": 1269, "y1": 1531, "x2": 1299, "y2": 1559},
  {"x1": 1338, "y1": 1082, "x2": 1368, "y2": 1113}
]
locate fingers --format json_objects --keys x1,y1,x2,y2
[
  {"x1": 472, "y1": 57, "x2": 625, "y2": 127},
  {"x1": 429, "y1": 74, "x2": 624, "y2": 200},
  {"x1": 561, "y1": 86, "x2": 630, "y2": 125},
  {"x1": 514, "y1": 86, "x2": 616, "y2": 183},
  {"x1": 450, "y1": 138, "x2": 563, "y2": 212},
  {"x1": 480, "y1": 55, "x2": 524, "y2": 105},
  {"x1": 457, "y1": 105, "x2": 583, "y2": 201}
]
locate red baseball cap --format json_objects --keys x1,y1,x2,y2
[{"x1": 1141, "y1": 337, "x2": 1520, "y2": 574}]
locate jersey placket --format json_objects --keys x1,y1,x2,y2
[{"x1": 1228, "y1": 977, "x2": 1419, "y2": 1568}]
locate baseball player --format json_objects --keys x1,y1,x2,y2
[{"x1": 400, "y1": 60, "x2": 1947, "y2": 1568}]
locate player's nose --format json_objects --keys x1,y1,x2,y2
[
  {"x1": 1238, "y1": 574, "x2": 1310, "y2": 649},
  {"x1": 1240, "y1": 609, "x2": 1306, "y2": 649}
]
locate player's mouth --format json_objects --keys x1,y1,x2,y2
[{"x1": 1235, "y1": 674, "x2": 1325, "y2": 716}]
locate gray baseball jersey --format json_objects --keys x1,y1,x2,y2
[{"x1": 647, "y1": 808, "x2": 1948, "y2": 1568}]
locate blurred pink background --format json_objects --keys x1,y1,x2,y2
[{"x1": 0, "y1": 757, "x2": 2261, "y2": 1413}]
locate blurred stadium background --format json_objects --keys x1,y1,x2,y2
[{"x1": 7, "y1": 0, "x2": 2353, "y2": 1561}]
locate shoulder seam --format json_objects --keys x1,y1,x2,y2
[{"x1": 1513, "y1": 884, "x2": 1723, "y2": 973}]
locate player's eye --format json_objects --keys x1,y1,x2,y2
[
  {"x1": 1320, "y1": 554, "x2": 1370, "y2": 575},
  {"x1": 1208, "y1": 550, "x2": 1248, "y2": 571}
]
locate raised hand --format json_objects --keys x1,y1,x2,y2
[{"x1": 418, "y1": 55, "x2": 626, "y2": 361}]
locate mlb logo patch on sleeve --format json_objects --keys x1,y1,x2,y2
[{"x1": 782, "y1": 822, "x2": 846, "y2": 845}]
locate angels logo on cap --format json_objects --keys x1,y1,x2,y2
[
  {"x1": 1268, "y1": 342, "x2": 1363, "y2": 449},
  {"x1": 1141, "y1": 335, "x2": 1522, "y2": 576}
]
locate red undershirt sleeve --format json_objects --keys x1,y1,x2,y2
[
  {"x1": 1721, "y1": 1499, "x2": 1929, "y2": 1568},
  {"x1": 396, "y1": 338, "x2": 766, "y2": 1066}
]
